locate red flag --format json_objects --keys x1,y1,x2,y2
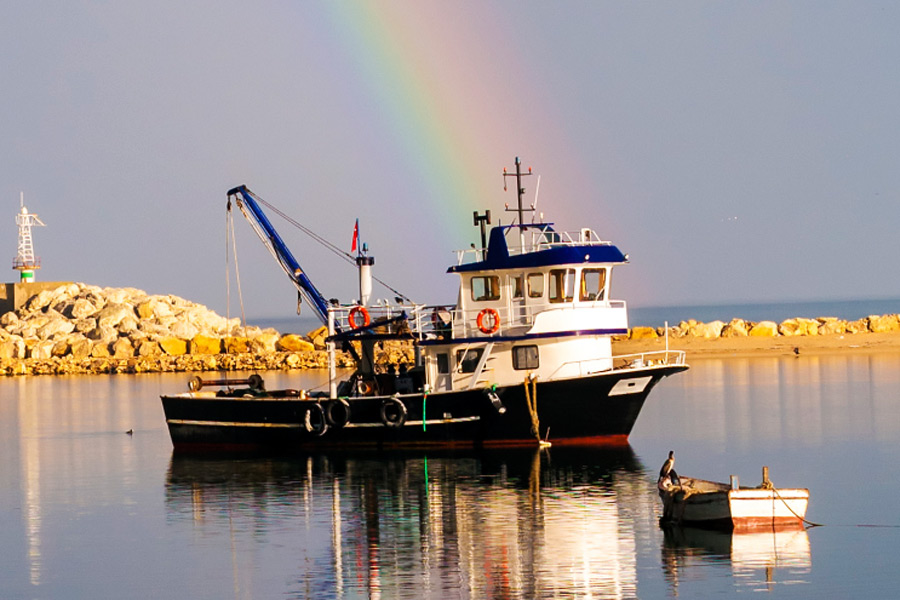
[{"x1": 351, "y1": 219, "x2": 359, "y2": 253}]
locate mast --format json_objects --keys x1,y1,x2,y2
[{"x1": 503, "y1": 157, "x2": 533, "y2": 251}]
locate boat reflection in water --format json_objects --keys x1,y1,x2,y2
[
  {"x1": 165, "y1": 447, "x2": 659, "y2": 599},
  {"x1": 661, "y1": 525, "x2": 811, "y2": 594}
]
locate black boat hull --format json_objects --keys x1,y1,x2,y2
[{"x1": 161, "y1": 365, "x2": 687, "y2": 452}]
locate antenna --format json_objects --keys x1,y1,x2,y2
[
  {"x1": 13, "y1": 193, "x2": 46, "y2": 283},
  {"x1": 473, "y1": 210, "x2": 491, "y2": 259},
  {"x1": 502, "y1": 157, "x2": 534, "y2": 250},
  {"x1": 531, "y1": 174, "x2": 541, "y2": 220}
]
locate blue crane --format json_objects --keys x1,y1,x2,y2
[{"x1": 227, "y1": 185, "x2": 340, "y2": 333}]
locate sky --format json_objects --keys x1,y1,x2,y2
[{"x1": 2, "y1": 2, "x2": 900, "y2": 322}]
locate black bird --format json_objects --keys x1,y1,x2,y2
[{"x1": 659, "y1": 450, "x2": 675, "y2": 480}]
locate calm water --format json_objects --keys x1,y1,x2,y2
[{"x1": 2, "y1": 356, "x2": 900, "y2": 599}]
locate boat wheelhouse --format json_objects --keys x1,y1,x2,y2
[
  {"x1": 161, "y1": 158, "x2": 688, "y2": 451},
  {"x1": 422, "y1": 223, "x2": 629, "y2": 395}
]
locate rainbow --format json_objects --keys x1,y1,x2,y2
[{"x1": 318, "y1": 3, "x2": 589, "y2": 247}]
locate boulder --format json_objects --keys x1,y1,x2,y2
[
  {"x1": 87, "y1": 324, "x2": 119, "y2": 344},
  {"x1": 24, "y1": 290, "x2": 56, "y2": 312},
  {"x1": 629, "y1": 326, "x2": 658, "y2": 340},
  {"x1": 0, "y1": 338, "x2": 25, "y2": 359},
  {"x1": 868, "y1": 314, "x2": 900, "y2": 333},
  {"x1": 170, "y1": 320, "x2": 200, "y2": 340},
  {"x1": 137, "y1": 320, "x2": 169, "y2": 338},
  {"x1": 51, "y1": 339, "x2": 69, "y2": 357},
  {"x1": 223, "y1": 337, "x2": 252, "y2": 354},
  {"x1": 693, "y1": 320, "x2": 725, "y2": 339},
  {"x1": 817, "y1": 318, "x2": 846, "y2": 335},
  {"x1": 250, "y1": 332, "x2": 279, "y2": 354},
  {"x1": 1, "y1": 311, "x2": 19, "y2": 328},
  {"x1": 37, "y1": 317, "x2": 75, "y2": 340},
  {"x1": 846, "y1": 319, "x2": 868, "y2": 334},
  {"x1": 277, "y1": 334, "x2": 315, "y2": 352},
  {"x1": 135, "y1": 299, "x2": 157, "y2": 320},
  {"x1": 118, "y1": 316, "x2": 139, "y2": 335},
  {"x1": 151, "y1": 300, "x2": 174, "y2": 319},
  {"x1": 190, "y1": 335, "x2": 222, "y2": 355},
  {"x1": 136, "y1": 340, "x2": 162, "y2": 357},
  {"x1": 104, "y1": 287, "x2": 143, "y2": 305},
  {"x1": 308, "y1": 325, "x2": 329, "y2": 349},
  {"x1": 68, "y1": 298, "x2": 99, "y2": 320},
  {"x1": 779, "y1": 318, "x2": 818, "y2": 336},
  {"x1": 159, "y1": 337, "x2": 188, "y2": 356},
  {"x1": 91, "y1": 342, "x2": 111, "y2": 358},
  {"x1": 30, "y1": 340, "x2": 56, "y2": 359},
  {"x1": 74, "y1": 318, "x2": 97, "y2": 334},
  {"x1": 721, "y1": 319, "x2": 749, "y2": 337},
  {"x1": 748, "y1": 321, "x2": 779, "y2": 337},
  {"x1": 69, "y1": 337, "x2": 93, "y2": 360},
  {"x1": 97, "y1": 303, "x2": 133, "y2": 329},
  {"x1": 111, "y1": 337, "x2": 134, "y2": 358}
]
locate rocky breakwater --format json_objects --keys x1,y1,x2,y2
[
  {"x1": 627, "y1": 314, "x2": 900, "y2": 341},
  {"x1": 0, "y1": 283, "x2": 413, "y2": 376}
]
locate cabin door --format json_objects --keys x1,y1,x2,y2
[{"x1": 509, "y1": 275, "x2": 527, "y2": 326}]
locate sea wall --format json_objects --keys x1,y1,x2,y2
[
  {"x1": 0, "y1": 282, "x2": 413, "y2": 376},
  {"x1": 627, "y1": 314, "x2": 900, "y2": 340}
]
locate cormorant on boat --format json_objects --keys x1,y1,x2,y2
[{"x1": 659, "y1": 450, "x2": 675, "y2": 480}]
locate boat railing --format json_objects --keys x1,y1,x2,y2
[
  {"x1": 413, "y1": 300, "x2": 629, "y2": 339},
  {"x1": 545, "y1": 350, "x2": 686, "y2": 380},
  {"x1": 454, "y1": 227, "x2": 616, "y2": 265},
  {"x1": 329, "y1": 303, "x2": 414, "y2": 333},
  {"x1": 611, "y1": 350, "x2": 687, "y2": 370},
  {"x1": 329, "y1": 299, "x2": 632, "y2": 341}
]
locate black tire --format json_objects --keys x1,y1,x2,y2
[
  {"x1": 325, "y1": 398, "x2": 352, "y2": 428},
  {"x1": 380, "y1": 397, "x2": 407, "y2": 428},
  {"x1": 304, "y1": 402, "x2": 328, "y2": 436}
]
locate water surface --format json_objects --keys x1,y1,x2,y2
[{"x1": 1, "y1": 355, "x2": 899, "y2": 598}]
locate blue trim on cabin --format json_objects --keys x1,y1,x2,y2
[
  {"x1": 418, "y1": 327, "x2": 629, "y2": 346},
  {"x1": 448, "y1": 225, "x2": 627, "y2": 273}
]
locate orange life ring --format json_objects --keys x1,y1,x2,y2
[
  {"x1": 476, "y1": 308, "x2": 500, "y2": 334},
  {"x1": 357, "y1": 379, "x2": 374, "y2": 396},
  {"x1": 348, "y1": 305, "x2": 371, "y2": 329}
]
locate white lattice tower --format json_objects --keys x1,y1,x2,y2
[{"x1": 13, "y1": 192, "x2": 45, "y2": 282}]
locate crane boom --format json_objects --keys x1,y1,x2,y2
[{"x1": 227, "y1": 185, "x2": 338, "y2": 331}]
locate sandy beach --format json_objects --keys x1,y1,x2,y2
[{"x1": 613, "y1": 331, "x2": 900, "y2": 360}]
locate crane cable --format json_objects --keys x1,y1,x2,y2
[
  {"x1": 250, "y1": 194, "x2": 413, "y2": 303},
  {"x1": 225, "y1": 205, "x2": 247, "y2": 326}
]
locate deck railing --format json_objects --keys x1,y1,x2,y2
[
  {"x1": 454, "y1": 227, "x2": 615, "y2": 265},
  {"x1": 543, "y1": 350, "x2": 686, "y2": 380}
]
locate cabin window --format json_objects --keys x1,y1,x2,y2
[
  {"x1": 457, "y1": 348, "x2": 484, "y2": 373},
  {"x1": 511, "y1": 275, "x2": 524, "y2": 299},
  {"x1": 471, "y1": 276, "x2": 501, "y2": 301},
  {"x1": 527, "y1": 273, "x2": 543, "y2": 298},
  {"x1": 549, "y1": 268, "x2": 575, "y2": 303},
  {"x1": 540, "y1": 228, "x2": 562, "y2": 245},
  {"x1": 436, "y1": 353, "x2": 450, "y2": 374},
  {"x1": 580, "y1": 268, "x2": 607, "y2": 301},
  {"x1": 512, "y1": 345, "x2": 539, "y2": 370}
]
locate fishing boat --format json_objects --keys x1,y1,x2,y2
[
  {"x1": 160, "y1": 158, "x2": 688, "y2": 451},
  {"x1": 658, "y1": 467, "x2": 810, "y2": 530}
]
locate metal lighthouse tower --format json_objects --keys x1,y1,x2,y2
[{"x1": 13, "y1": 193, "x2": 45, "y2": 283}]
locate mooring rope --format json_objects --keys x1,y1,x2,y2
[
  {"x1": 768, "y1": 479, "x2": 823, "y2": 528},
  {"x1": 524, "y1": 375, "x2": 540, "y2": 443}
]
